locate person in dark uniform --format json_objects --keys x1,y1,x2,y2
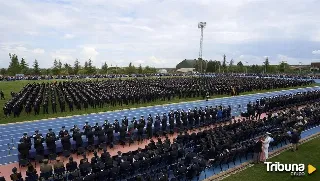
[
  {"x1": 169, "y1": 116, "x2": 175, "y2": 133},
  {"x1": 70, "y1": 125, "x2": 80, "y2": 134},
  {"x1": 162, "y1": 113, "x2": 167, "y2": 133},
  {"x1": 83, "y1": 122, "x2": 91, "y2": 135},
  {"x1": 206, "y1": 91, "x2": 209, "y2": 101},
  {"x1": 86, "y1": 129, "x2": 94, "y2": 145},
  {"x1": 46, "y1": 128, "x2": 57, "y2": 154},
  {"x1": 72, "y1": 130, "x2": 83, "y2": 149},
  {"x1": 10, "y1": 167, "x2": 22, "y2": 181},
  {"x1": 59, "y1": 126, "x2": 68, "y2": 138},
  {"x1": 79, "y1": 154, "x2": 91, "y2": 176},
  {"x1": 18, "y1": 139, "x2": 29, "y2": 159},
  {"x1": 20, "y1": 133, "x2": 32, "y2": 150},
  {"x1": 107, "y1": 125, "x2": 114, "y2": 145},
  {"x1": 43, "y1": 101, "x2": 49, "y2": 114},
  {"x1": 61, "y1": 132, "x2": 72, "y2": 151},
  {"x1": 253, "y1": 136, "x2": 263, "y2": 164},
  {"x1": 146, "y1": 119, "x2": 153, "y2": 139},
  {"x1": 137, "y1": 120, "x2": 144, "y2": 143},
  {"x1": 97, "y1": 128, "x2": 105, "y2": 144},
  {"x1": 122, "y1": 116, "x2": 129, "y2": 127},
  {"x1": 66, "y1": 157, "x2": 78, "y2": 172},
  {"x1": 119, "y1": 125, "x2": 127, "y2": 146},
  {"x1": 154, "y1": 116, "x2": 161, "y2": 137},
  {"x1": 33, "y1": 131, "x2": 44, "y2": 155},
  {"x1": 103, "y1": 120, "x2": 110, "y2": 133},
  {"x1": 113, "y1": 120, "x2": 120, "y2": 133},
  {"x1": 52, "y1": 101, "x2": 57, "y2": 113}
]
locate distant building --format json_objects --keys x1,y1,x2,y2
[
  {"x1": 311, "y1": 62, "x2": 320, "y2": 70},
  {"x1": 176, "y1": 68, "x2": 195, "y2": 73},
  {"x1": 157, "y1": 69, "x2": 168, "y2": 74},
  {"x1": 176, "y1": 59, "x2": 197, "y2": 69},
  {"x1": 289, "y1": 65, "x2": 310, "y2": 70}
]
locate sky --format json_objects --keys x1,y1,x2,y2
[{"x1": 1, "y1": 0, "x2": 320, "y2": 68}]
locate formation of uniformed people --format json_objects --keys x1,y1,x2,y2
[
  {"x1": 16, "y1": 89, "x2": 320, "y2": 166},
  {"x1": 3, "y1": 77, "x2": 314, "y2": 117},
  {"x1": 16, "y1": 98, "x2": 320, "y2": 181}
]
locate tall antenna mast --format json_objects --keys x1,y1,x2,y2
[{"x1": 198, "y1": 22, "x2": 206, "y2": 73}]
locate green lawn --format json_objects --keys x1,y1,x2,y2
[
  {"x1": 222, "y1": 137, "x2": 320, "y2": 181},
  {"x1": 0, "y1": 79, "x2": 318, "y2": 124}
]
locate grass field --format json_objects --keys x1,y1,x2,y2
[
  {"x1": 222, "y1": 137, "x2": 320, "y2": 181},
  {"x1": 0, "y1": 79, "x2": 318, "y2": 124}
]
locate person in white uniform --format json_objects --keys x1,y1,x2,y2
[{"x1": 261, "y1": 132, "x2": 273, "y2": 162}]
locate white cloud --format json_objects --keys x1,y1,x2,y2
[
  {"x1": 63, "y1": 34, "x2": 75, "y2": 39},
  {"x1": 312, "y1": 50, "x2": 320, "y2": 55},
  {"x1": 0, "y1": 0, "x2": 320, "y2": 68},
  {"x1": 133, "y1": 59, "x2": 145, "y2": 66},
  {"x1": 33, "y1": 48, "x2": 45, "y2": 54}
]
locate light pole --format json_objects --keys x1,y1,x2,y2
[
  {"x1": 299, "y1": 61, "x2": 302, "y2": 74},
  {"x1": 281, "y1": 61, "x2": 287, "y2": 73},
  {"x1": 198, "y1": 22, "x2": 206, "y2": 73},
  {"x1": 245, "y1": 61, "x2": 248, "y2": 74}
]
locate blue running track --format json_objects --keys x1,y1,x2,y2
[{"x1": 0, "y1": 86, "x2": 319, "y2": 165}]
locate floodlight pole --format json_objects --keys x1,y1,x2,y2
[
  {"x1": 299, "y1": 62, "x2": 302, "y2": 74},
  {"x1": 198, "y1": 22, "x2": 206, "y2": 73}
]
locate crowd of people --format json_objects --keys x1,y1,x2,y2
[
  {"x1": 1, "y1": 73, "x2": 320, "y2": 82},
  {"x1": 10, "y1": 89, "x2": 320, "y2": 181},
  {"x1": 3, "y1": 76, "x2": 314, "y2": 117}
]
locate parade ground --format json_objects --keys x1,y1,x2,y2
[
  {"x1": 0, "y1": 86, "x2": 319, "y2": 165},
  {"x1": 0, "y1": 86, "x2": 319, "y2": 180}
]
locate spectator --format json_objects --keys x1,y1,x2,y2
[
  {"x1": 291, "y1": 129, "x2": 301, "y2": 151},
  {"x1": 10, "y1": 167, "x2": 22, "y2": 181},
  {"x1": 40, "y1": 159, "x2": 52, "y2": 174},
  {"x1": 252, "y1": 137, "x2": 263, "y2": 164},
  {"x1": 26, "y1": 164, "x2": 37, "y2": 178}
]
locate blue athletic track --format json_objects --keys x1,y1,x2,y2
[{"x1": 0, "y1": 86, "x2": 319, "y2": 166}]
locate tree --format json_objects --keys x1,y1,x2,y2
[
  {"x1": 74, "y1": 59, "x2": 81, "y2": 75},
  {"x1": 33, "y1": 59, "x2": 40, "y2": 75},
  {"x1": 143, "y1": 66, "x2": 157, "y2": 74},
  {"x1": 125, "y1": 62, "x2": 137, "y2": 74},
  {"x1": 229, "y1": 59, "x2": 234, "y2": 66},
  {"x1": 222, "y1": 54, "x2": 227, "y2": 72},
  {"x1": 279, "y1": 61, "x2": 289, "y2": 73},
  {"x1": 206, "y1": 60, "x2": 215, "y2": 72},
  {"x1": 52, "y1": 59, "x2": 60, "y2": 75},
  {"x1": 248, "y1": 64, "x2": 263, "y2": 73},
  {"x1": 264, "y1": 57, "x2": 270, "y2": 73},
  {"x1": 193, "y1": 58, "x2": 207, "y2": 72},
  {"x1": 101, "y1": 62, "x2": 108, "y2": 74},
  {"x1": 138, "y1": 64, "x2": 143, "y2": 74},
  {"x1": 237, "y1": 61, "x2": 243, "y2": 67},
  {"x1": 20, "y1": 58, "x2": 29, "y2": 74},
  {"x1": 0, "y1": 68, "x2": 7, "y2": 75},
  {"x1": 84, "y1": 59, "x2": 96, "y2": 75},
  {"x1": 58, "y1": 60, "x2": 62, "y2": 70},
  {"x1": 7, "y1": 53, "x2": 21, "y2": 75},
  {"x1": 63, "y1": 63, "x2": 73, "y2": 75},
  {"x1": 235, "y1": 61, "x2": 244, "y2": 73}
]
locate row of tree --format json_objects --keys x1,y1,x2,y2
[
  {"x1": 194, "y1": 55, "x2": 299, "y2": 73},
  {"x1": 1, "y1": 54, "x2": 158, "y2": 76}
]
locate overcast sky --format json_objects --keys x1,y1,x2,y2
[{"x1": 1, "y1": 0, "x2": 320, "y2": 68}]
